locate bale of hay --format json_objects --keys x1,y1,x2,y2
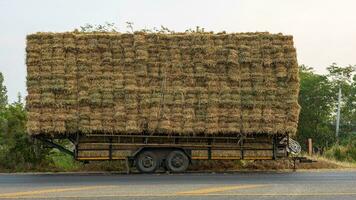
[{"x1": 26, "y1": 32, "x2": 300, "y2": 137}]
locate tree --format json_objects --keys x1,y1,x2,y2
[
  {"x1": 342, "y1": 74, "x2": 356, "y2": 134},
  {"x1": 0, "y1": 72, "x2": 7, "y2": 109},
  {"x1": 0, "y1": 72, "x2": 8, "y2": 152},
  {"x1": 327, "y1": 63, "x2": 355, "y2": 85},
  {"x1": 297, "y1": 65, "x2": 335, "y2": 149},
  {"x1": 326, "y1": 64, "x2": 356, "y2": 137},
  {"x1": 0, "y1": 98, "x2": 52, "y2": 171}
]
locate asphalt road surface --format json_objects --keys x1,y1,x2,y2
[{"x1": 0, "y1": 170, "x2": 355, "y2": 199}]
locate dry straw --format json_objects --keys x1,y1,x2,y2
[{"x1": 26, "y1": 32, "x2": 300, "y2": 136}]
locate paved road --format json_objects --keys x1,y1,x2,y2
[{"x1": 0, "y1": 170, "x2": 355, "y2": 199}]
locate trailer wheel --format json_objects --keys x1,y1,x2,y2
[
  {"x1": 166, "y1": 150, "x2": 189, "y2": 173},
  {"x1": 136, "y1": 151, "x2": 159, "y2": 173}
]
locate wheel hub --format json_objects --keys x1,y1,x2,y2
[
  {"x1": 171, "y1": 154, "x2": 184, "y2": 168},
  {"x1": 141, "y1": 156, "x2": 153, "y2": 168}
]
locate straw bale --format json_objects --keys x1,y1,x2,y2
[{"x1": 26, "y1": 32, "x2": 300, "y2": 136}]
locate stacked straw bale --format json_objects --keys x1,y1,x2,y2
[{"x1": 26, "y1": 32, "x2": 300, "y2": 136}]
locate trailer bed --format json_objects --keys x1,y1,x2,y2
[{"x1": 74, "y1": 134, "x2": 288, "y2": 161}]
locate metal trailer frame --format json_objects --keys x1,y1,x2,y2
[
  {"x1": 76, "y1": 134, "x2": 287, "y2": 159},
  {"x1": 36, "y1": 133, "x2": 289, "y2": 160},
  {"x1": 35, "y1": 133, "x2": 314, "y2": 173}
]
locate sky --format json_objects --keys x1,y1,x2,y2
[{"x1": 0, "y1": 0, "x2": 355, "y2": 102}]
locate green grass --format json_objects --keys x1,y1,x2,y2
[
  {"x1": 324, "y1": 137, "x2": 356, "y2": 163},
  {"x1": 48, "y1": 150, "x2": 82, "y2": 171}
]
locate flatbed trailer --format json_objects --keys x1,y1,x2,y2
[{"x1": 36, "y1": 133, "x2": 290, "y2": 173}]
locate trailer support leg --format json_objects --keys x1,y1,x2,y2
[
  {"x1": 272, "y1": 136, "x2": 276, "y2": 160},
  {"x1": 240, "y1": 137, "x2": 244, "y2": 160},
  {"x1": 293, "y1": 158, "x2": 296, "y2": 172},
  {"x1": 109, "y1": 137, "x2": 113, "y2": 161},
  {"x1": 208, "y1": 147, "x2": 212, "y2": 160},
  {"x1": 208, "y1": 138, "x2": 212, "y2": 160},
  {"x1": 125, "y1": 157, "x2": 131, "y2": 174}
]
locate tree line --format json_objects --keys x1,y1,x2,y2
[{"x1": 298, "y1": 64, "x2": 355, "y2": 150}]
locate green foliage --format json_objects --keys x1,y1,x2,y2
[
  {"x1": 0, "y1": 72, "x2": 7, "y2": 109},
  {"x1": 338, "y1": 73, "x2": 356, "y2": 135},
  {"x1": 77, "y1": 22, "x2": 207, "y2": 34},
  {"x1": 48, "y1": 150, "x2": 80, "y2": 171},
  {"x1": 0, "y1": 101, "x2": 51, "y2": 171},
  {"x1": 325, "y1": 135, "x2": 356, "y2": 162},
  {"x1": 325, "y1": 146, "x2": 346, "y2": 161},
  {"x1": 79, "y1": 22, "x2": 118, "y2": 32},
  {"x1": 297, "y1": 65, "x2": 335, "y2": 148},
  {"x1": 327, "y1": 64, "x2": 356, "y2": 135},
  {"x1": 297, "y1": 64, "x2": 355, "y2": 150},
  {"x1": 327, "y1": 63, "x2": 355, "y2": 84}
]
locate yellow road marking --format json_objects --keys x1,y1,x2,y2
[
  {"x1": 186, "y1": 192, "x2": 356, "y2": 196},
  {"x1": 0, "y1": 185, "x2": 111, "y2": 198},
  {"x1": 4, "y1": 192, "x2": 356, "y2": 199},
  {"x1": 1, "y1": 185, "x2": 356, "y2": 199},
  {"x1": 176, "y1": 184, "x2": 266, "y2": 195}
]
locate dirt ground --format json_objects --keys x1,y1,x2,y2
[
  {"x1": 78, "y1": 156, "x2": 352, "y2": 173},
  {"x1": 186, "y1": 154, "x2": 356, "y2": 172}
]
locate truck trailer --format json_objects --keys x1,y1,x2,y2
[{"x1": 26, "y1": 32, "x2": 301, "y2": 173}]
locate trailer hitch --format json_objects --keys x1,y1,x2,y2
[{"x1": 35, "y1": 137, "x2": 74, "y2": 157}]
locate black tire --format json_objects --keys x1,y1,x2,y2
[
  {"x1": 136, "y1": 151, "x2": 159, "y2": 173},
  {"x1": 165, "y1": 150, "x2": 189, "y2": 173}
]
